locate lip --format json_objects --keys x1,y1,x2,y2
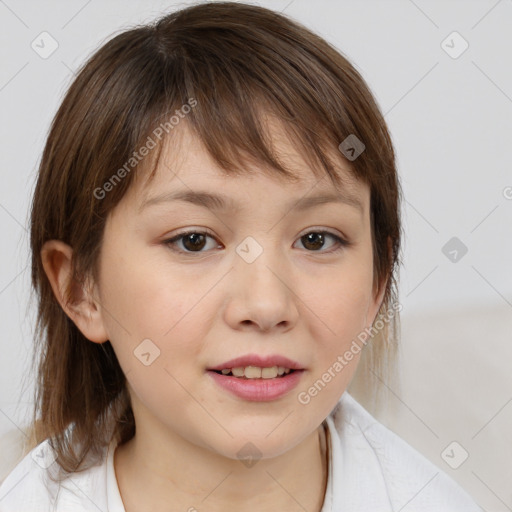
[
  {"x1": 207, "y1": 369, "x2": 305, "y2": 401},
  {"x1": 207, "y1": 354, "x2": 305, "y2": 371}
]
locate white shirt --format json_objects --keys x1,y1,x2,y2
[{"x1": 0, "y1": 391, "x2": 483, "y2": 511}]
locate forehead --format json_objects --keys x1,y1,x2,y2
[{"x1": 133, "y1": 120, "x2": 367, "y2": 213}]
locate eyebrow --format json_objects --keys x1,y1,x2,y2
[{"x1": 139, "y1": 189, "x2": 364, "y2": 215}]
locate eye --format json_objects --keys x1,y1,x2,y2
[
  {"x1": 164, "y1": 230, "x2": 219, "y2": 253},
  {"x1": 294, "y1": 231, "x2": 349, "y2": 253},
  {"x1": 163, "y1": 229, "x2": 350, "y2": 254}
]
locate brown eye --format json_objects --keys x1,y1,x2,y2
[
  {"x1": 181, "y1": 233, "x2": 207, "y2": 251},
  {"x1": 164, "y1": 231, "x2": 219, "y2": 253},
  {"x1": 301, "y1": 232, "x2": 325, "y2": 251},
  {"x1": 296, "y1": 231, "x2": 348, "y2": 253},
  {"x1": 164, "y1": 229, "x2": 349, "y2": 255}
]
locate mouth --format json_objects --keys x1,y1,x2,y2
[
  {"x1": 210, "y1": 366, "x2": 296, "y2": 379},
  {"x1": 206, "y1": 354, "x2": 305, "y2": 401},
  {"x1": 206, "y1": 363, "x2": 305, "y2": 401}
]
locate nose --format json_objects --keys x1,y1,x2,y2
[{"x1": 223, "y1": 241, "x2": 300, "y2": 333}]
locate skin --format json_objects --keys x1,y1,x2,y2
[{"x1": 41, "y1": 121, "x2": 388, "y2": 512}]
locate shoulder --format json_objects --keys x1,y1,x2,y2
[
  {"x1": 0, "y1": 438, "x2": 109, "y2": 512},
  {"x1": 327, "y1": 392, "x2": 484, "y2": 512}
]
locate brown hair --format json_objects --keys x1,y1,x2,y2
[{"x1": 26, "y1": 1, "x2": 402, "y2": 480}]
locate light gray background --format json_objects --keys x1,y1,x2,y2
[{"x1": 1, "y1": 0, "x2": 511, "y2": 510}]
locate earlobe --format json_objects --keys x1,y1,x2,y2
[{"x1": 40, "y1": 240, "x2": 109, "y2": 344}]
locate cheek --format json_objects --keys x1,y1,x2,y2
[
  {"x1": 98, "y1": 234, "x2": 180, "y2": 330},
  {"x1": 296, "y1": 253, "x2": 374, "y2": 403},
  {"x1": 97, "y1": 241, "x2": 214, "y2": 374},
  {"x1": 303, "y1": 256, "x2": 374, "y2": 344},
  {"x1": 97, "y1": 249, "x2": 210, "y2": 422}
]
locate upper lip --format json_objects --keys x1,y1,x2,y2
[{"x1": 207, "y1": 354, "x2": 305, "y2": 371}]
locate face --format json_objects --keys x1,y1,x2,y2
[{"x1": 94, "y1": 122, "x2": 384, "y2": 461}]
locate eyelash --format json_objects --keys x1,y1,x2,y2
[{"x1": 163, "y1": 229, "x2": 350, "y2": 255}]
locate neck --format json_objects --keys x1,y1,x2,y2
[{"x1": 114, "y1": 421, "x2": 329, "y2": 512}]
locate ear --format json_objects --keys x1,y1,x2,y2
[{"x1": 40, "y1": 240, "x2": 109, "y2": 344}]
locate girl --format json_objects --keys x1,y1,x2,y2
[{"x1": 0, "y1": 2, "x2": 482, "y2": 511}]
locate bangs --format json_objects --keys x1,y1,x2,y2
[
  {"x1": 140, "y1": 99, "x2": 351, "y2": 192},
  {"x1": 133, "y1": 9, "x2": 366, "y2": 191}
]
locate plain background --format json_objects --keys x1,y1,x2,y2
[{"x1": 0, "y1": 0, "x2": 511, "y2": 510}]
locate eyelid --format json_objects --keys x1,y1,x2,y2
[
  {"x1": 164, "y1": 228, "x2": 221, "y2": 252},
  {"x1": 163, "y1": 227, "x2": 351, "y2": 255},
  {"x1": 297, "y1": 226, "x2": 347, "y2": 240}
]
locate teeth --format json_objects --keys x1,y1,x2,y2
[
  {"x1": 219, "y1": 366, "x2": 293, "y2": 379},
  {"x1": 261, "y1": 367, "x2": 278, "y2": 378},
  {"x1": 245, "y1": 366, "x2": 262, "y2": 378}
]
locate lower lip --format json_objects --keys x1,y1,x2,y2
[{"x1": 207, "y1": 370, "x2": 304, "y2": 401}]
